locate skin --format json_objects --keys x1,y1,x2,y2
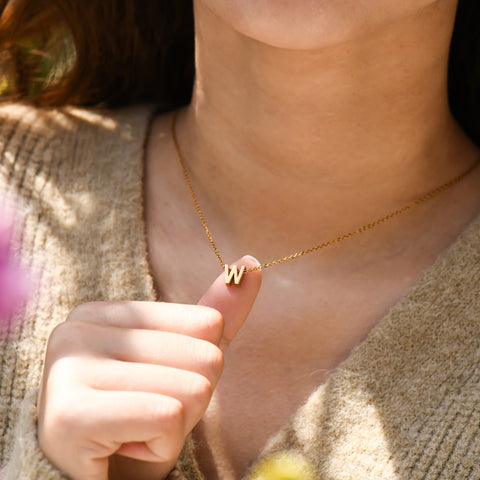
[{"x1": 39, "y1": 0, "x2": 480, "y2": 479}]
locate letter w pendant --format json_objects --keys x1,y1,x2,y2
[{"x1": 224, "y1": 265, "x2": 246, "y2": 286}]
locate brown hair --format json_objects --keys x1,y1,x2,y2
[
  {"x1": 0, "y1": 0, "x2": 194, "y2": 109},
  {"x1": 449, "y1": 0, "x2": 480, "y2": 145},
  {"x1": 0, "y1": 0, "x2": 479, "y2": 143}
]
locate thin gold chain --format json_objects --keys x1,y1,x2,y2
[{"x1": 171, "y1": 110, "x2": 478, "y2": 273}]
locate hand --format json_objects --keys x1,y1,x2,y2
[{"x1": 37, "y1": 256, "x2": 261, "y2": 480}]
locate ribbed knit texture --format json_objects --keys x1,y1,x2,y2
[{"x1": 0, "y1": 103, "x2": 479, "y2": 479}]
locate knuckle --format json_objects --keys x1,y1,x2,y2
[
  {"x1": 190, "y1": 374, "x2": 213, "y2": 404},
  {"x1": 46, "y1": 321, "x2": 75, "y2": 355},
  {"x1": 151, "y1": 399, "x2": 186, "y2": 460},
  {"x1": 40, "y1": 394, "x2": 99, "y2": 473},
  {"x1": 209, "y1": 345, "x2": 224, "y2": 372},
  {"x1": 46, "y1": 323, "x2": 65, "y2": 351},
  {"x1": 199, "y1": 306, "x2": 224, "y2": 342},
  {"x1": 198, "y1": 342, "x2": 224, "y2": 381},
  {"x1": 41, "y1": 391, "x2": 82, "y2": 440},
  {"x1": 46, "y1": 320, "x2": 89, "y2": 358},
  {"x1": 156, "y1": 398, "x2": 185, "y2": 431}
]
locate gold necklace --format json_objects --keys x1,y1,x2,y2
[{"x1": 171, "y1": 111, "x2": 478, "y2": 286}]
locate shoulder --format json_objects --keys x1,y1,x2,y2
[
  {"x1": 0, "y1": 102, "x2": 158, "y2": 299},
  {"x1": 0, "y1": 102, "x2": 155, "y2": 164},
  {"x1": 0, "y1": 101, "x2": 154, "y2": 131},
  {"x1": 0, "y1": 102, "x2": 156, "y2": 201}
]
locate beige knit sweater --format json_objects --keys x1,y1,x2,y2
[{"x1": 0, "y1": 103, "x2": 479, "y2": 480}]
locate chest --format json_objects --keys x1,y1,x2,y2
[
  {"x1": 154, "y1": 255, "x2": 418, "y2": 478},
  {"x1": 145, "y1": 189, "x2": 480, "y2": 477}
]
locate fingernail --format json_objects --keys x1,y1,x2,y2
[{"x1": 243, "y1": 255, "x2": 260, "y2": 266}]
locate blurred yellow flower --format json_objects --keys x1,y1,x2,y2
[{"x1": 249, "y1": 452, "x2": 316, "y2": 480}]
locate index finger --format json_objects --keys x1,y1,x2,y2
[{"x1": 67, "y1": 301, "x2": 224, "y2": 346}]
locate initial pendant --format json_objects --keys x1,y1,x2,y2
[{"x1": 224, "y1": 264, "x2": 246, "y2": 286}]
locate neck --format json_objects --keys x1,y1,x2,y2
[{"x1": 177, "y1": 1, "x2": 477, "y2": 258}]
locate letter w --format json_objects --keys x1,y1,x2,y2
[{"x1": 224, "y1": 264, "x2": 246, "y2": 286}]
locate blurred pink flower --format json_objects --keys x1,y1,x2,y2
[{"x1": 0, "y1": 204, "x2": 29, "y2": 326}]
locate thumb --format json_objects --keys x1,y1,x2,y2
[{"x1": 197, "y1": 255, "x2": 262, "y2": 350}]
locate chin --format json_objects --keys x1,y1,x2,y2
[{"x1": 195, "y1": 0, "x2": 445, "y2": 50}]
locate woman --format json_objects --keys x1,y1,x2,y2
[{"x1": 1, "y1": 0, "x2": 480, "y2": 479}]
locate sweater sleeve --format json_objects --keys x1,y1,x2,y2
[
  {"x1": 1, "y1": 389, "x2": 68, "y2": 480},
  {"x1": 0, "y1": 103, "x2": 72, "y2": 478}
]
